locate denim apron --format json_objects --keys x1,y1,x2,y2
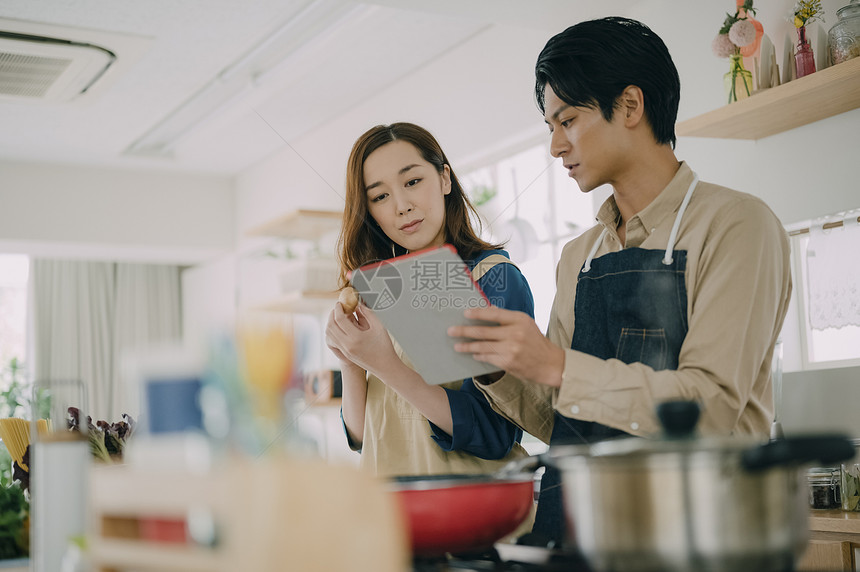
[{"x1": 533, "y1": 175, "x2": 699, "y2": 545}]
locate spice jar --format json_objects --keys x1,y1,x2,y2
[
  {"x1": 828, "y1": 0, "x2": 860, "y2": 65},
  {"x1": 840, "y1": 439, "x2": 860, "y2": 511},
  {"x1": 808, "y1": 467, "x2": 841, "y2": 509}
]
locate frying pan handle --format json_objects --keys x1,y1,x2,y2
[
  {"x1": 498, "y1": 454, "x2": 543, "y2": 477},
  {"x1": 741, "y1": 434, "x2": 856, "y2": 472}
]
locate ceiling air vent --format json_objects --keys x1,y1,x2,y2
[{"x1": 0, "y1": 31, "x2": 115, "y2": 103}]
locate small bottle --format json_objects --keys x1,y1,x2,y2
[
  {"x1": 795, "y1": 26, "x2": 817, "y2": 78},
  {"x1": 808, "y1": 467, "x2": 841, "y2": 509}
]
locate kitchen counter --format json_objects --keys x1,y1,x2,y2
[
  {"x1": 798, "y1": 510, "x2": 860, "y2": 571},
  {"x1": 810, "y1": 509, "x2": 860, "y2": 538}
]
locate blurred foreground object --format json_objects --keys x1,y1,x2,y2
[{"x1": 88, "y1": 455, "x2": 408, "y2": 571}]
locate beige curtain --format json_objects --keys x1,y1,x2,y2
[{"x1": 30, "y1": 260, "x2": 182, "y2": 420}]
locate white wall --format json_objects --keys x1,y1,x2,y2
[
  {"x1": 234, "y1": 23, "x2": 552, "y2": 242},
  {"x1": 181, "y1": 253, "x2": 237, "y2": 351},
  {"x1": 677, "y1": 112, "x2": 860, "y2": 226},
  {"x1": 0, "y1": 160, "x2": 235, "y2": 264}
]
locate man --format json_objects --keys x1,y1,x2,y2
[{"x1": 449, "y1": 17, "x2": 792, "y2": 544}]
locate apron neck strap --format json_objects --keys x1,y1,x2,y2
[
  {"x1": 662, "y1": 174, "x2": 699, "y2": 265},
  {"x1": 582, "y1": 228, "x2": 608, "y2": 273},
  {"x1": 581, "y1": 173, "x2": 700, "y2": 272}
]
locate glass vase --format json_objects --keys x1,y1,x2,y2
[
  {"x1": 795, "y1": 26, "x2": 817, "y2": 78},
  {"x1": 736, "y1": 0, "x2": 764, "y2": 58},
  {"x1": 723, "y1": 54, "x2": 753, "y2": 104}
]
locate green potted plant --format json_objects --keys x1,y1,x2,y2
[{"x1": 0, "y1": 357, "x2": 31, "y2": 562}]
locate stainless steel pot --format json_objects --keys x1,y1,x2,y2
[{"x1": 547, "y1": 401, "x2": 855, "y2": 572}]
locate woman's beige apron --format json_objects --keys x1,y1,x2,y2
[{"x1": 359, "y1": 254, "x2": 529, "y2": 477}]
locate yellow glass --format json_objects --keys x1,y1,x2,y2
[
  {"x1": 724, "y1": 54, "x2": 753, "y2": 104},
  {"x1": 236, "y1": 314, "x2": 295, "y2": 433}
]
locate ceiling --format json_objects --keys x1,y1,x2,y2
[{"x1": 0, "y1": 0, "x2": 641, "y2": 176}]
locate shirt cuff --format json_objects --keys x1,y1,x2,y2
[
  {"x1": 429, "y1": 387, "x2": 475, "y2": 451},
  {"x1": 340, "y1": 408, "x2": 362, "y2": 452},
  {"x1": 555, "y1": 349, "x2": 651, "y2": 436},
  {"x1": 475, "y1": 372, "x2": 554, "y2": 444}
]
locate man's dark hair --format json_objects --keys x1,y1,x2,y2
[{"x1": 535, "y1": 17, "x2": 680, "y2": 148}]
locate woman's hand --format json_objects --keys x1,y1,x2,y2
[
  {"x1": 449, "y1": 306, "x2": 565, "y2": 387},
  {"x1": 326, "y1": 297, "x2": 373, "y2": 448},
  {"x1": 325, "y1": 303, "x2": 359, "y2": 368},
  {"x1": 326, "y1": 302, "x2": 400, "y2": 377},
  {"x1": 328, "y1": 300, "x2": 454, "y2": 434}
]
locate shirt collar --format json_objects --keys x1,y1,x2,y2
[{"x1": 594, "y1": 161, "x2": 695, "y2": 237}]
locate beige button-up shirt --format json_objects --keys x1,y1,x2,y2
[{"x1": 477, "y1": 162, "x2": 792, "y2": 441}]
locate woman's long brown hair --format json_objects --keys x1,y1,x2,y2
[{"x1": 337, "y1": 123, "x2": 502, "y2": 288}]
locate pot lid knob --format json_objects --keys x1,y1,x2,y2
[{"x1": 656, "y1": 400, "x2": 701, "y2": 438}]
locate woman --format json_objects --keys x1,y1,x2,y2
[{"x1": 325, "y1": 122, "x2": 535, "y2": 477}]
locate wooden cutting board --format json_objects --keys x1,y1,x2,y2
[
  {"x1": 90, "y1": 453, "x2": 409, "y2": 571},
  {"x1": 223, "y1": 455, "x2": 409, "y2": 571}
]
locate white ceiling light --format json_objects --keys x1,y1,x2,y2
[
  {"x1": 0, "y1": 31, "x2": 115, "y2": 103},
  {"x1": 125, "y1": 0, "x2": 366, "y2": 158}
]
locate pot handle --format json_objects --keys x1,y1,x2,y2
[{"x1": 741, "y1": 434, "x2": 856, "y2": 472}]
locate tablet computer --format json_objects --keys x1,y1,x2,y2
[{"x1": 348, "y1": 244, "x2": 502, "y2": 385}]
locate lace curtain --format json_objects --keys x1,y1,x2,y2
[{"x1": 806, "y1": 213, "x2": 860, "y2": 330}]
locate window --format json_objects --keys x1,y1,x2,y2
[
  {"x1": 0, "y1": 254, "x2": 29, "y2": 367},
  {"x1": 461, "y1": 140, "x2": 595, "y2": 331},
  {"x1": 788, "y1": 213, "x2": 860, "y2": 368},
  {"x1": 462, "y1": 140, "x2": 595, "y2": 455}
]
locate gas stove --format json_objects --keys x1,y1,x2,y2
[
  {"x1": 411, "y1": 545, "x2": 815, "y2": 572},
  {"x1": 412, "y1": 545, "x2": 593, "y2": 572}
]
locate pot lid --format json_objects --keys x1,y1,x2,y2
[
  {"x1": 587, "y1": 431, "x2": 762, "y2": 458},
  {"x1": 555, "y1": 401, "x2": 857, "y2": 473}
]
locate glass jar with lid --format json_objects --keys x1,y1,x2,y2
[
  {"x1": 808, "y1": 467, "x2": 841, "y2": 509},
  {"x1": 828, "y1": 0, "x2": 860, "y2": 65},
  {"x1": 840, "y1": 439, "x2": 860, "y2": 511}
]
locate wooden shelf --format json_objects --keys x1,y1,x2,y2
[
  {"x1": 676, "y1": 56, "x2": 860, "y2": 140},
  {"x1": 245, "y1": 289, "x2": 338, "y2": 314},
  {"x1": 244, "y1": 209, "x2": 342, "y2": 241},
  {"x1": 241, "y1": 210, "x2": 343, "y2": 314}
]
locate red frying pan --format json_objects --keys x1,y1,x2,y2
[{"x1": 390, "y1": 473, "x2": 535, "y2": 556}]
